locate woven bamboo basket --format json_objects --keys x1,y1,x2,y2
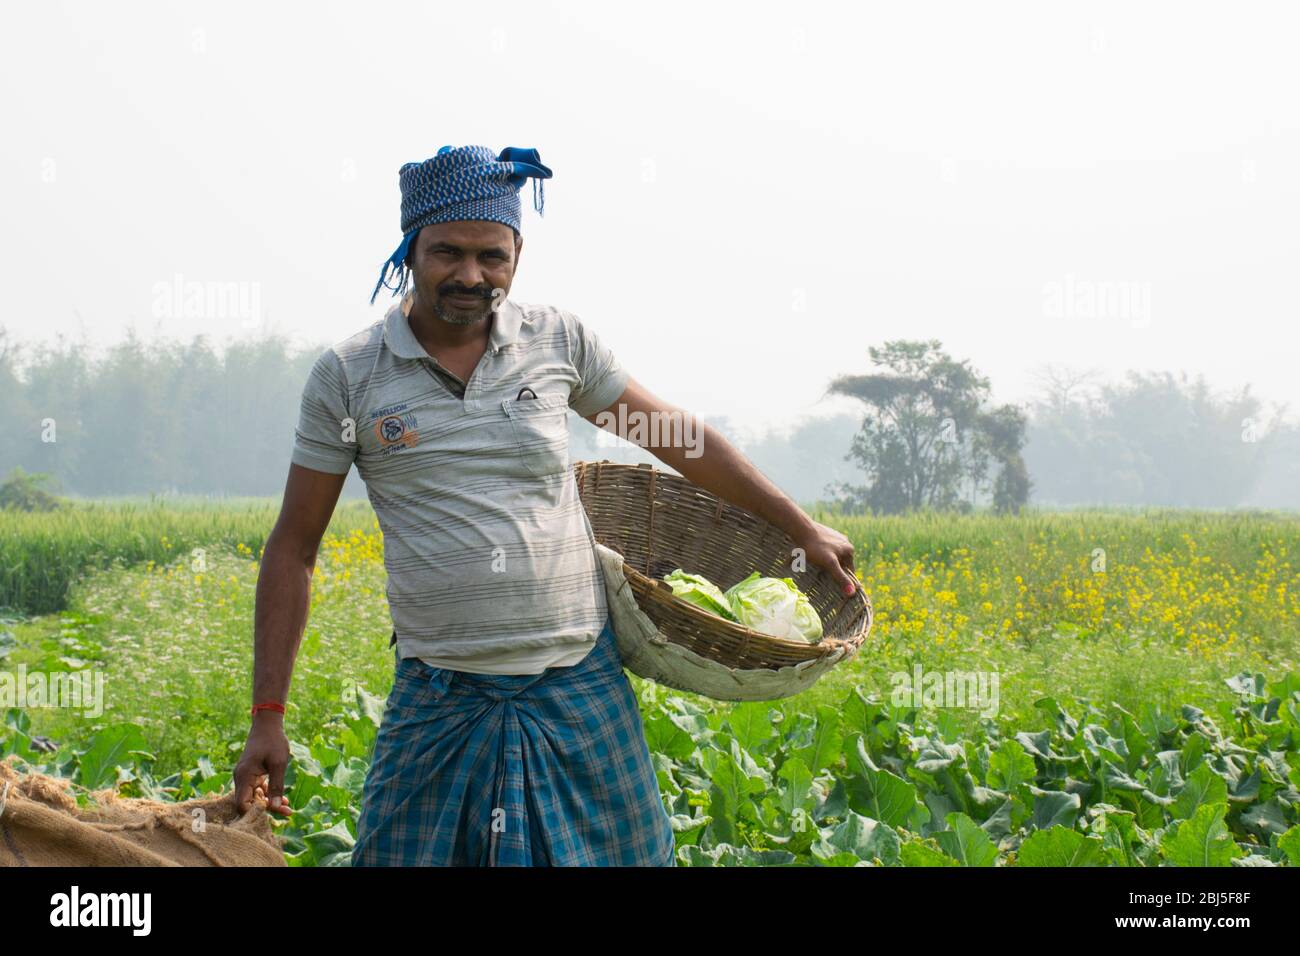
[{"x1": 573, "y1": 459, "x2": 872, "y2": 671}]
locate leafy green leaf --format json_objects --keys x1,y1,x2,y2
[
  {"x1": 1029, "y1": 786, "x2": 1081, "y2": 830},
  {"x1": 1160, "y1": 803, "x2": 1243, "y2": 867},
  {"x1": 811, "y1": 811, "x2": 901, "y2": 866},
  {"x1": 724, "y1": 702, "x2": 775, "y2": 753},
  {"x1": 75, "y1": 723, "x2": 149, "y2": 790},
  {"x1": 794, "y1": 705, "x2": 844, "y2": 774},
  {"x1": 1016, "y1": 826, "x2": 1105, "y2": 866},
  {"x1": 1240, "y1": 799, "x2": 1291, "y2": 839},
  {"x1": 899, "y1": 840, "x2": 959, "y2": 866},
  {"x1": 845, "y1": 735, "x2": 929, "y2": 830},
  {"x1": 1277, "y1": 825, "x2": 1300, "y2": 866},
  {"x1": 1170, "y1": 763, "x2": 1228, "y2": 820},
  {"x1": 987, "y1": 739, "x2": 1037, "y2": 794},
  {"x1": 934, "y1": 812, "x2": 998, "y2": 866}
]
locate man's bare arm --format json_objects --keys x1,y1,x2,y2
[
  {"x1": 251, "y1": 463, "x2": 347, "y2": 708},
  {"x1": 234, "y1": 462, "x2": 347, "y2": 813}
]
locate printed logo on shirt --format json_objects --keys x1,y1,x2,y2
[{"x1": 375, "y1": 411, "x2": 419, "y2": 453}]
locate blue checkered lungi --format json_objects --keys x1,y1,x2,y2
[{"x1": 351, "y1": 614, "x2": 677, "y2": 866}]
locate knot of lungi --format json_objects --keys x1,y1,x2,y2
[{"x1": 422, "y1": 666, "x2": 551, "y2": 703}]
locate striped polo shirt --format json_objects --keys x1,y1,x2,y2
[{"x1": 290, "y1": 291, "x2": 629, "y2": 675}]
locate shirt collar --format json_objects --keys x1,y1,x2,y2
[{"x1": 383, "y1": 290, "x2": 523, "y2": 359}]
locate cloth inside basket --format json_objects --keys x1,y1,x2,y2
[{"x1": 594, "y1": 543, "x2": 849, "y2": 702}]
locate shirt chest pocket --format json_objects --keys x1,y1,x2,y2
[{"x1": 500, "y1": 393, "x2": 570, "y2": 477}]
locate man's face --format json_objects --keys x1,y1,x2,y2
[{"x1": 407, "y1": 220, "x2": 522, "y2": 327}]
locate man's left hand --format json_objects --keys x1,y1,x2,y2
[{"x1": 794, "y1": 520, "x2": 860, "y2": 597}]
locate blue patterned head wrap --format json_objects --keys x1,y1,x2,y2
[{"x1": 369, "y1": 144, "x2": 553, "y2": 305}]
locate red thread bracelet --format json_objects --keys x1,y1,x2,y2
[{"x1": 251, "y1": 702, "x2": 286, "y2": 717}]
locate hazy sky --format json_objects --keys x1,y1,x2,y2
[{"x1": 3, "y1": 1, "x2": 1297, "y2": 442}]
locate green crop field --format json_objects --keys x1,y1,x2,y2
[{"x1": 2, "y1": 500, "x2": 1299, "y2": 866}]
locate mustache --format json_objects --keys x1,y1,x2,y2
[{"x1": 440, "y1": 286, "x2": 491, "y2": 299}]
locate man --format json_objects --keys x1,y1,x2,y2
[{"x1": 232, "y1": 144, "x2": 860, "y2": 866}]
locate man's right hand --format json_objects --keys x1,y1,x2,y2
[{"x1": 233, "y1": 714, "x2": 293, "y2": 816}]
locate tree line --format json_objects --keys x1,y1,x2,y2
[{"x1": 1, "y1": 328, "x2": 1294, "y2": 512}]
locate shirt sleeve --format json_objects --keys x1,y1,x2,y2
[
  {"x1": 290, "y1": 349, "x2": 358, "y2": 475},
  {"x1": 564, "y1": 310, "x2": 630, "y2": 418}
]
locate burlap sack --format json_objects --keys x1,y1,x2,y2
[{"x1": 0, "y1": 756, "x2": 286, "y2": 867}]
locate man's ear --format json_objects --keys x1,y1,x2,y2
[{"x1": 406, "y1": 226, "x2": 424, "y2": 269}]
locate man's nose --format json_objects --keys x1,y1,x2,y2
[{"x1": 450, "y1": 261, "x2": 487, "y2": 291}]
